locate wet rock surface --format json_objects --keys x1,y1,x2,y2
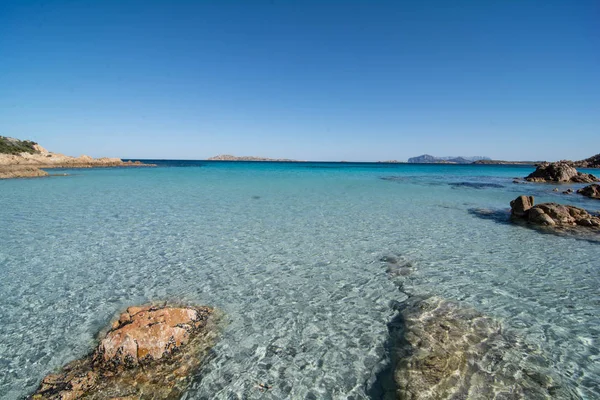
[
  {"x1": 448, "y1": 182, "x2": 504, "y2": 189},
  {"x1": 510, "y1": 195, "x2": 600, "y2": 230},
  {"x1": 525, "y1": 162, "x2": 598, "y2": 183},
  {"x1": 31, "y1": 304, "x2": 217, "y2": 400},
  {"x1": 577, "y1": 184, "x2": 600, "y2": 199}
]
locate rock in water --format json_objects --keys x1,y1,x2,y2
[
  {"x1": 525, "y1": 162, "x2": 598, "y2": 183},
  {"x1": 577, "y1": 184, "x2": 600, "y2": 199},
  {"x1": 509, "y1": 195, "x2": 600, "y2": 229},
  {"x1": 393, "y1": 296, "x2": 576, "y2": 399},
  {"x1": 31, "y1": 304, "x2": 217, "y2": 399},
  {"x1": 510, "y1": 195, "x2": 534, "y2": 217}
]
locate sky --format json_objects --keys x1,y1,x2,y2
[{"x1": 0, "y1": 1, "x2": 598, "y2": 161}]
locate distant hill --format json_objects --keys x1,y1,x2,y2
[
  {"x1": 407, "y1": 154, "x2": 491, "y2": 164},
  {"x1": 208, "y1": 154, "x2": 299, "y2": 162}
]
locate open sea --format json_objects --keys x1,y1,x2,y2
[{"x1": 0, "y1": 161, "x2": 599, "y2": 399}]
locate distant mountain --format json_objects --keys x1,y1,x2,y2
[{"x1": 407, "y1": 154, "x2": 491, "y2": 164}]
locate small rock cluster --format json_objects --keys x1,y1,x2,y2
[
  {"x1": 510, "y1": 195, "x2": 600, "y2": 228},
  {"x1": 577, "y1": 184, "x2": 600, "y2": 199}
]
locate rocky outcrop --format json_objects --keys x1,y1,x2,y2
[
  {"x1": 510, "y1": 195, "x2": 600, "y2": 229},
  {"x1": 31, "y1": 304, "x2": 217, "y2": 399},
  {"x1": 0, "y1": 166, "x2": 49, "y2": 179},
  {"x1": 571, "y1": 153, "x2": 600, "y2": 168},
  {"x1": 207, "y1": 154, "x2": 298, "y2": 161},
  {"x1": 0, "y1": 137, "x2": 154, "y2": 179},
  {"x1": 392, "y1": 296, "x2": 575, "y2": 399},
  {"x1": 577, "y1": 184, "x2": 600, "y2": 199},
  {"x1": 524, "y1": 162, "x2": 598, "y2": 183}
]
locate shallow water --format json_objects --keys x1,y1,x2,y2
[{"x1": 0, "y1": 162, "x2": 598, "y2": 399}]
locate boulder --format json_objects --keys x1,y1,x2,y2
[
  {"x1": 509, "y1": 195, "x2": 534, "y2": 217},
  {"x1": 577, "y1": 184, "x2": 600, "y2": 199},
  {"x1": 32, "y1": 304, "x2": 217, "y2": 400},
  {"x1": 509, "y1": 195, "x2": 600, "y2": 229},
  {"x1": 525, "y1": 162, "x2": 598, "y2": 183}
]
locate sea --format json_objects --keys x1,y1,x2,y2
[{"x1": 0, "y1": 161, "x2": 598, "y2": 399}]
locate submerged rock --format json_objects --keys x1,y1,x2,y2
[
  {"x1": 510, "y1": 195, "x2": 600, "y2": 229},
  {"x1": 380, "y1": 254, "x2": 414, "y2": 280},
  {"x1": 392, "y1": 296, "x2": 577, "y2": 399},
  {"x1": 448, "y1": 182, "x2": 504, "y2": 189},
  {"x1": 525, "y1": 162, "x2": 598, "y2": 183},
  {"x1": 31, "y1": 304, "x2": 217, "y2": 399},
  {"x1": 577, "y1": 184, "x2": 600, "y2": 199}
]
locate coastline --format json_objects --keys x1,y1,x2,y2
[{"x1": 0, "y1": 145, "x2": 155, "y2": 179}]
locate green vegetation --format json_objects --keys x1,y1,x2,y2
[{"x1": 0, "y1": 136, "x2": 39, "y2": 155}]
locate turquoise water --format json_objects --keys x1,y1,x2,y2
[{"x1": 0, "y1": 162, "x2": 599, "y2": 399}]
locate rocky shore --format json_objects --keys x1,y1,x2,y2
[
  {"x1": 524, "y1": 162, "x2": 598, "y2": 183},
  {"x1": 31, "y1": 304, "x2": 217, "y2": 399},
  {"x1": 0, "y1": 137, "x2": 153, "y2": 179}
]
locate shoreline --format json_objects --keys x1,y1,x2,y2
[{"x1": 0, "y1": 160, "x2": 155, "y2": 179}]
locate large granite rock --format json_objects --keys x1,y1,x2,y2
[
  {"x1": 510, "y1": 195, "x2": 534, "y2": 217},
  {"x1": 393, "y1": 296, "x2": 576, "y2": 399},
  {"x1": 525, "y1": 162, "x2": 598, "y2": 183},
  {"x1": 510, "y1": 195, "x2": 600, "y2": 229},
  {"x1": 31, "y1": 304, "x2": 217, "y2": 400},
  {"x1": 577, "y1": 184, "x2": 600, "y2": 199}
]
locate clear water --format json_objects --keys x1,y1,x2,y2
[{"x1": 0, "y1": 162, "x2": 598, "y2": 399}]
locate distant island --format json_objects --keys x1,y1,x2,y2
[
  {"x1": 407, "y1": 154, "x2": 491, "y2": 164},
  {"x1": 0, "y1": 136, "x2": 152, "y2": 179},
  {"x1": 207, "y1": 154, "x2": 300, "y2": 162}
]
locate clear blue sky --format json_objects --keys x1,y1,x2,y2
[{"x1": 0, "y1": 1, "x2": 598, "y2": 161}]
